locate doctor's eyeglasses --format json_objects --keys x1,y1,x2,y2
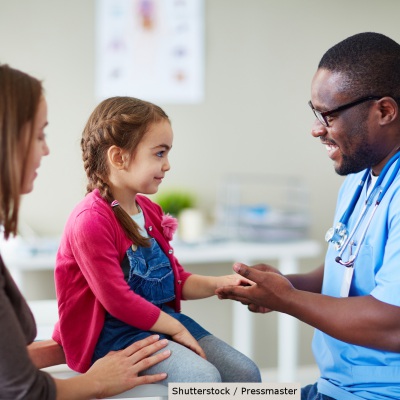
[{"x1": 308, "y1": 95, "x2": 382, "y2": 127}]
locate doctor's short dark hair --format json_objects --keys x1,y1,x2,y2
[{"x1": 318, "y1": 32, "x2": 400, "y2": 99}]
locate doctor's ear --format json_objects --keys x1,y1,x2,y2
[
  {"x1": 107, "y1": 146, "x2": 129, "y2": 169},
  {"x1": 376, "y1": 97, "x2": 399, "y2": 125}
]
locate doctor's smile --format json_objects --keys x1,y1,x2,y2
[{"x1": 322, "y1": 141, "x2": 339, "y2": 159}]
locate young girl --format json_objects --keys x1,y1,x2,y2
[{"x1": 53, "y1": 96, "x2": 261, "y2": 383}]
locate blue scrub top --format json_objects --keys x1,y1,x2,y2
[{"x1": 313, "y1": 164, "x2": 400, "y2": 400}]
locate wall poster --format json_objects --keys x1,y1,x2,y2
[{"x1": 96, "y1": 0, "x2": 204, "y2": 104}]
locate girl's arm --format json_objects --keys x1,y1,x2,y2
[
  {"x1": 70, "y1": 211, "x2": 162, "y2": 330},
  {"x1": 150, "y1": 311, "x2": 206, "y2": 359},
  {"x1": 182, "y1": 274, "x2": 250, "y2": 300}
]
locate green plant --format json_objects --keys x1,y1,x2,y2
[{"x1": 155, "y1": 189, "x2": 196, "y2": 216}]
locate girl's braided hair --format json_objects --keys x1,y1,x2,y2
[{"x1": 81, "y1": 96, "x2": 169, "y2": 246}]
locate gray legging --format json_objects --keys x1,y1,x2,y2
[{"x1": 141, "y1": 334, "x2": 261, "y2": 384}]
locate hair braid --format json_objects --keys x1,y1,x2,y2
[{"x1": 81, "y1": 96, "x2": 169, "y2": 247}]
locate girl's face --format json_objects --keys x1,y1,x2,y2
[
  {"x1": 123, "y1": 119, "x2": 173, "y2": 196},
  {"x1": 21, "y1": 96, "x2": 50, "y2": 194}
]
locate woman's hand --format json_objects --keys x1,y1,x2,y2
[
  {"x1": 88, "y1": 335, "x2": 170, "y2": 398},
  {"x1": 55, "y1": 335, "x2": 171, "y2": 400}
]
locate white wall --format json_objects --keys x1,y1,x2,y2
[
  {"x1": 2, "y1": 0, "x2": 400, "y2": 242},
  {"x1": 1, "y1": 0, "x2": 400, "y2": 370}
]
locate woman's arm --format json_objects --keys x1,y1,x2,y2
[
  {"x1": 3, "y1": 273, "x2": 171, "y2": 400},
  {"x1": 28, "y1": 336, "x2": 171, "y2": 400},
  {"x1": 53, "y1": 335, "x2": 170, "y2": 400},
  {"x1": 28, "y1": 340, "x2": 66, "y2": 369},
  {"x1": 0, "y1": 264, "x2": 57, "y2": 399}
]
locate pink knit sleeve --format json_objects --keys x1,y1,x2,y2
[{"x1": 71, "y1": 209, "x2": 161, "y2": 330}]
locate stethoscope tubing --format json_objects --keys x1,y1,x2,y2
[
  {"x1": 330, "y1": 151, "x2": 400, "y2": 267},
  {"x1": 335, "y1": 199, "x2": 380, "y2": 267}
]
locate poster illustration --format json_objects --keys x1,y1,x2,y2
[{"x1": 96, "y1": 0, "x2": 204, "y2": 104}]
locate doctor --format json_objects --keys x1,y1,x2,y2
[{"x1": 217, "y1": 32, "x2": 400, "y2": 400}]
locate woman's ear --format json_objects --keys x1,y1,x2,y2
[{"x1": 107, "y1": 146, "x2": 127, "y2": 169}]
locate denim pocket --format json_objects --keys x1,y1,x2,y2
[{"x1": 126, "y1": 239, "x2": 175, "y2": 304}]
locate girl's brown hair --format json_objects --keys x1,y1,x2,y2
[
  {"x1": 81, "y1": 96, "x2": 169, "y2": 247},
  {"x1": 0, "y1": 64, "x2": 43, "y2": 239}
]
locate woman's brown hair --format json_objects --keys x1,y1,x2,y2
[
  {"x1": 81, "y1": 96, "x2": 170, "y2": 247},
  {"x1": 0, "y1": 64, "x2": 43, "y2": 239}
]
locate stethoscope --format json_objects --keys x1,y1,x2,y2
[{"x1": 325, "y1": 151, "x2": 400, "y2": 268}]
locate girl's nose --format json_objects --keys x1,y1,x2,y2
[{"x1": 163, "y1": 158, "x2": 171, "y2": 171}]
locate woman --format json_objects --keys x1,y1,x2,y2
[{"x1": 0, "y1": 63, "x2": 170, "y2": 399}]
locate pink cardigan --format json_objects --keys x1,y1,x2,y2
[{"x1": 52, "y1": 189, "x2": 191, "y2": 372}]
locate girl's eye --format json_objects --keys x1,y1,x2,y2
[{"x1": 156, "y1": 151, "x2": 164, "y2": 158}]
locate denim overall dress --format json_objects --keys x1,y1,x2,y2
[{"x1": 92, "y1": 220, "x2": 210, "y2": 363}]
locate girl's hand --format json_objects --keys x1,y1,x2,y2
[
  {"x1": 150, "y1": 311, "x2": 206, "y2": 359},
  {"x1": 215, "y1": 273, "x2": 254, "y2": 288},
  {"x1": 182, "y1": 273, "x2": 254, "y2": 300},
  {"x1": 216, "y1": 263, "x2": 293, "y2": 313},
  {"x1": 172, "y1": 328, "x2": 206, "y2": 359}
]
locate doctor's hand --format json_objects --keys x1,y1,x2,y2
[
  {"x1": 214, "y1": 272, "x2": 254, "y2": 288},
  {"x1": 215, "y1": 262, "x2": 294, "y2": 314},
  {"x1": 249, "y1": 263, "x2": 282, "y2": 275}
]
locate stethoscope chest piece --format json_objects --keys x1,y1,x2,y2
[
  {"x1": 325, "y1": 151, "x2": 400, "y2": 268},
  {"x1": 325, "y1": 222, "x2": 348, "y2": 251}
]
